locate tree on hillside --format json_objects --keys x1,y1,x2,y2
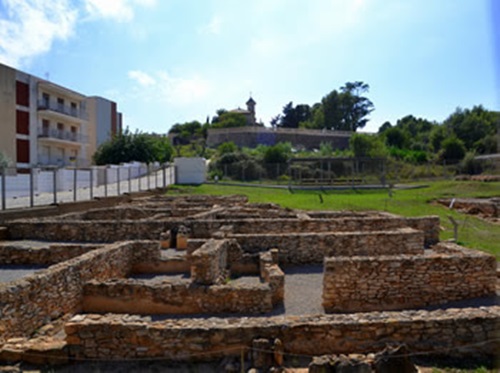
[
  {"x1": 272, "y1": 102, "x2": 312, "y2": 128},
  {"x1": 211, "y1": 111, "x2": 247, "y2": 129},
  {"x1": 317, "y1": 81, "x2": 374, "y2": 131}
]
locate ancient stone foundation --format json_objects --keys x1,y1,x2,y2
[{"x1": 0, "y1": 193, "x2": 497, "y2": 366}]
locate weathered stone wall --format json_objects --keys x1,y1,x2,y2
[
  {"x1": 5, "y1": 216, "x2": 440, "y2": 246},
  {"x1": 323, "y1": 243, "x2": 497, "y2": 313},
  {"x1": 64, "y1": 306, "x2": 500, "y2": 360},
  {"x1": 206, "y1": 127, "x2": 351, "y2": 150},
  {"x1": 190, "y1": 239, "x2": 232, "y2": 285},
  {"x1": 82, "y1": 278, "x2": 273, "y2": 315},
  {"x1": 0, "y1": 241, "x2": 158, "y2": 341},
  {"x1": 230, "y1": 228, "x2": 423, "y2": 264},
  {"x1": 0, "y1": 243, "x2": 101, "y2": 265}
]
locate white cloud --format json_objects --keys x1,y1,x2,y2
[
  {"x1": 84, "y1": 0, "x2": 157, "y2": 22},
  {"x1": 0, "y1": 0, "x2": 158, "y2": 67},
  {"x1": 128, "y1": 70, "x2": 156, "y2": 86},
  {"x1": 0, "y1": 0, "x2": 77, "y2": 67},
  {"x1": 128, "y1": 69, "x2": 211, "y2": 106}
]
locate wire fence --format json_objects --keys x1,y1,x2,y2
[{"x1": 209, "y1": 157, "x2": 500, "y2": 186}]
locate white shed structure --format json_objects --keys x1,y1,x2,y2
[{"x1": 173, "y1": 157, "x2": 207, "y2": 185}]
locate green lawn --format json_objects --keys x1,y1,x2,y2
[{"x1": 168, "y1": 180, "x2": 500, "y2": 260}]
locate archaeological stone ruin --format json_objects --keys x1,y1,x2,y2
[{"x1": 0, "y1": 191, "x2": 498, "y2": 369}]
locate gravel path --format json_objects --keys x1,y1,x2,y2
[
  {"x1": 284, "y1": 265, "x2": 324, "y2": 315},
  {"x1": 0, "y1": 264, "x2": 48, "y2": 283}
]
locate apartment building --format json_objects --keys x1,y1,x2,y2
[{"x1": 0, "y1": 62, "x2": 121, "y2": 171}]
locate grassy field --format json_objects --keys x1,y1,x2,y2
[{"x1": 169, "y1": 180, "x2": 500, "y2": 259}]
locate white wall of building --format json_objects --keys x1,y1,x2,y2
[{"x1": 174, "y1": 157, "x2": 206, "y2": 184}]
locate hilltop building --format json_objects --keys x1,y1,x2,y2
[
  {"x1": 0, "y1": 62, "x2": 121, "y2": 171},
  {"x1": 229, "y1": 97, "x2": 257, "y2": 126}
]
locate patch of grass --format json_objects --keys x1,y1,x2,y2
[{"x1": 168, "y1": 181, "x2": 500, "y2": 259}]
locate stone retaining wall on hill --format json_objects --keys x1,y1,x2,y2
[
  {"x1": 64, "y1": 306, "x2": 500, "y2": 360},
  {"x1": 0, "y1": 241, "x2": 158, "y2": 341},
  {"x1": 229, "y1": 228, "x2": 423, "y2": 264},
  {"x1": 323, "y1": 242, "x2": 497, "y2": 312}
]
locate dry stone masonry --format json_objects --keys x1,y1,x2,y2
[{"x1": 0, "y1": 192, "x2": 497, "y2": 367}]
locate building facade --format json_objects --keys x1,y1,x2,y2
[{"x1": 0, "y1": 62, "x2": 121, "y2": 171}]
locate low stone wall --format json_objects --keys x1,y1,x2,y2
[
  {"x1": 82, "y1": 277, "x2": 273, "y2": 315},
  {"x1": 0, "y1": 243, "x2": 101, "y2": 265},
  {"x1": 0, "y1": 241, "x2": 158, "y2": 341},
  {"x1": 230, "y1": 228, "x2": 424, "y2": 264},
  {"x1": 5, "y1": 216, "x2": 440, "y2": 246},
  {"x1": 190, "y1": 239, "x2": 238, "y2": 285},
  {"x1": 64, "y1": 306, "x2": 500, "y2": 360},
  {"x1": 323, "y1": 242, "x2": 497, "y2": 313}
]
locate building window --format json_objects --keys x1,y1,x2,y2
[
  {"x1": 16, "y1": 81, "x2": 30, "y2": 107},
  {"x1": 42, "y1": 93, "x2": 50, "y2": 108},
  {"x1": 70, "y1": 102, "x2": 77, "y2": 116},
  {"x1": 16, "y1": 110, "x2": 29, "y2": 135},
  {"x1": 41, "y1": 119, "x2": 50, "y2": 137},
  {"x1": 57, "y1": 97, "x2": 64, "y2": 112},
  {"x1": 16, "y1": 139, "x2": 30, "y2": 163}
]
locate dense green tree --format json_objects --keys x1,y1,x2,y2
[
  {"x1": 93, "y1": 129, "x2": 173, "y2": 165},
  {"x1": 443, "y1": 106, "x2": 498, "y2": 152},
  {"x1": 440, "y1": 136, "x2": 466, "y2": 162},
  {"x1": 211, "y1": 111, "x2": 247, "y2": 129},
  {"x1": 273, "y1": 102, "x2": 312, "y2": 128},
  {"x1": 349, "y1": 133, "x2": 387, "y2": 158},
  {"x1": 384, "y1": 127, "x2": 408, "y2": 149}
]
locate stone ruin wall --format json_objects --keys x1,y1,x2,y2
[
  {"x1": 82, "y1": 278, "x2": 275, "y2": 315},
  {"x1": 0, "y1": 243, "x2": 101, "y2": 265},
  {"x1": 64, "y1": 306, "x2": 499, "y2": 361},
  {"x1": 229, "y1": 227, "x2": 424, "y2": 264},
  {"x1": 0, "y1": 241, "x2": 158, "y2": 341},
  {"x1": 322, "y1": 242, "x2": 497, "y2": 313},
  {"x1": 4, "y1": 216, "x2": 440, "y2": 247}
]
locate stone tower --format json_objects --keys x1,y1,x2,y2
[{"x1": 246, "y1": 97, "x2": 256, "y2": 126}]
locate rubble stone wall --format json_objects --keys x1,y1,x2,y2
[
  {"x1": 0, "y1": 241, "x2": 158, "y2": 340},
  {"x1": 323, "y1": 242, "x2": 497, "y2": 312},
  {"x1": 64, "y1": 306, "x2": 500, "y2": 360},
  {"x1": 190, "y1": 239, "x2": 230, "y2": 285},
  {"x1": 82, "y1": 278, "x2": 273, "y2": 315},
  {"x1": 231, "y1": 228, "x2": 424, "y2": 264},
  {"x1": 5, "y1": 216, "x2": 440, "y2": 246},
  {"x1": 0, "y1": 244, "x2": 101, "y2": 265}
]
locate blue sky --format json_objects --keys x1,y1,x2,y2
[{"x1": 0, "y1": 0, "x2": 498, "y2": 134}]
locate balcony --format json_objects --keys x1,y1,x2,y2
[
  {"x1": 37, "y1": 100, "x2": 89, "y2": 121},
  {"x1": 38, "y1": 128, "x2": 88, "y2": 144}
]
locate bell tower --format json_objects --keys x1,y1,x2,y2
[{"x1": 246, "y1": 97, "x2": 256, "y2": 125}]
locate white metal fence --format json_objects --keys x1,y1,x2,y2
[{"x1": 0, "y1": 162, "x2": 175, "y2": 210}]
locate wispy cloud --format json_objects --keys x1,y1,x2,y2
[
  {"x1": 84, "y1": 0, "x2": 156, "y2": 22},
  {"x1": 0, "y1": 0, "x2": 157, "y2": 67},
  {"x1": 0, "y1": 0, "x2": 77, "y2": 67},
  {"x1": 128, "y1": 69, "x2": 211, "y2": 106}
]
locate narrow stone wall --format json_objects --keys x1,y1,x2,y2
[
  {"x1": 0, "y1": 241, "x2": 157, "y2": 341},
  {"x1": 64, "y1": 306, "x2": 500, "y2": 360},
  {"x1": 230, "y1": 228, "x2": 423, "y2": 264},
  {"x1": 5, "y1": 216, "x2": 440, "y2": 245},
  {"x1": 0, "y1": 243, "x2": 101, "y2": 265},
  {"x1": 82, "y1": 278, "x2": 273, "y2": 315},
  {"x1": 323, "y1": 243, "x2": 497, "y2": 312},
  {"x1": 190, "y1": 239, "x2": 232, "y2": 285}
]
